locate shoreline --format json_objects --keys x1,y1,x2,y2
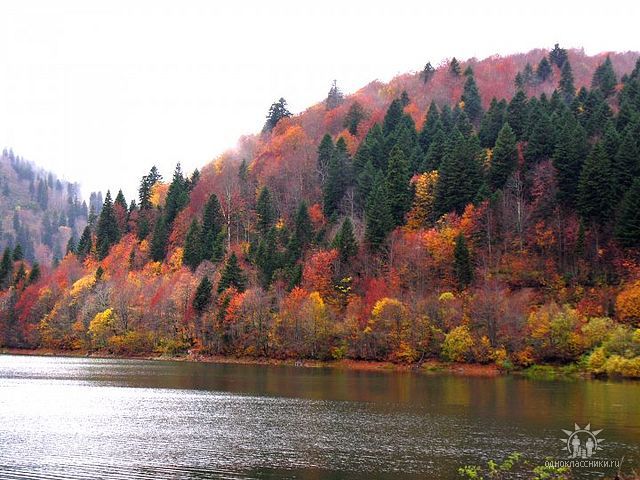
[{"x1": 0, "y1": 347, "x2": 503, "y2": 376}]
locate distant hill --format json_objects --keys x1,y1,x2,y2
[{"x1": 0, "y1": 148, "x2": 88, "y2": 265}]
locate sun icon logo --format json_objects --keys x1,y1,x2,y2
[{"x1": 561, "y1": 423, "x2": 604, "y2": 459}]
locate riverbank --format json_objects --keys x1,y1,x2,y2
[{"x1": 1, "y1": 347, "x2": 506, "y2": 376}]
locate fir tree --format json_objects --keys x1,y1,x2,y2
[
  {"x1": 255, "y1": 227, "x2": 280, "y2": 288},
  {"x1": 549, "y1": 43, "x2": 568, "y2": 68},
  {"x1": 13, "y1": 263, "x2": 26, "y2": 286},
  {"x1": 325, "y1": 80, "x2": 344, "y2": 110},
  {"x1": 365, "y1": 172, "x2": 393, "y2": 251},
  {"x1": 150, "y1": 216, "x2": 168, "y2": 262},
  {"x1": 559, "y1": 60, "x2": 576, "y2": 104},
  {"x1": 77, "y1": 226, "x2": 93, "y2": 260},
  {"x1": 332, "y1": 217, "x2": 358, "y2": 263},
  {"x1": 323, "y1": 137, "x2": 348, "y2": 218},
  {"x1": 553, "y1": 114, "x2": 588, "y2": 208},
  {"x1": 193, "y1": 276, "x2": 212, "y2": 314},
  {"x1": 418, "y1": 101, "x2": 441, "y2": 153},
  {"x1": 138, "y1": 165, "x2": 162, "y2": 210},
  {"x1": 0, "y1": 248, "x2": 13, "y2": 288},
  {"x1": 164, "y1": 163, "x2": 189, "y2": 226},
  {"x1": 423, "y1": 128, "x2": 447, "y2": 171},
  {"x1": 256, "y1": 187, "x2": 275, "y2": 235},
  {"x1": 488, "y1": 123, "x2": 518, "y2": 190},
  {"x1": 288, "y1": 201, "x2": 313, "y2": 262},
  {"x1": 114, "y1": 190, "x2": 127, "y2": 210},
  {"x1": 27, "y1": 263, "x2": 40, "y2": 285},
  {"x1": 183, "y1": 220, "x2": 203, "y2": 271},
  {"x1": 615, "y1": 178, "x2": 640, "y2": 248},
  {"x1": 421, "y1": 62, "x2": 435, "y2": 83},
  {"x1": 613, "y1": 128, "x2": 640, "y2": 195},
  {"x1": 577, "y1": 143, "x2": 614, "y2": 224},
  {"x1": 524, "y1": 106, "x2": 555, "y2": 166},
  {"x1": 263, "y1": 97, "x2": 291, "y2": 133},
  {"x1": 382, "y1": 99, "x2": 403, "y2": 136},
  {"x1": 96, "y1": 191, "x2": 120, "y2": 259},
  {"x1": 201, "y1": 194, "x2": 225, "y2": 262},
  {"x1": 66, "y1": 236, "x2": 77, "y2": 255},
  {"x1": 12, "y1": 244, "x2": 23, "y2": 261},
  {"x1": 343, "y1": 101, "x2": 366, "y2": 136},
  {"x1": 591, "y1": 56, "x2": 617, "y2": 98},
  {"x1": 217, "y1": 252, "x2": 246, "y2": 293},
  {"x1": 453, "y1": 233, "x2": 473, "y2": 289},
  {"x1": 507, "y1": 90, "x2": 528, "y2": 139},
  {"x1": 536, "y1": 57, "x2": 552, "y2": 83},
  {"x1": 449, "y1": 57, "x2": 461, "y2": 77},
  {"x1": 385, "y1": 145, "x2": 412, "y2": 226},
  {"x1": 479, "y1": 98, "x2": 507, "y2": 148}
]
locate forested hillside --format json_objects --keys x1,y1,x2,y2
[{"x1": 2, "y1": 46, "x2": 640, "y2": 377}]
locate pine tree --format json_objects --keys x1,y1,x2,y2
[
  {"x1": 577, "y1": 143, "x2": 614, "y2": 224},
  {"x1": 479, "y1": 98, "x2": 507, "y2": 148},
  {"x1": 418, "y1": 101, "x2": 441, "y2": 153},
  {"x1": 0, "y1": 248, "x2": 13, "y2": 288},
  {"x1": 138, "y1": 165, "x2": 162, "y2": 210},
  {"x1": 507, "y1": 90, "x2": 528, "y2": 140},
  {"x1": 615, "y1": 178, "x2": 640, "y2": 248},
  {"x1": 423, "y1": 128, "x2": 447, "y2": 171},
  {"x1": 385, "y1": 145, "x2": 412, "y2": 226},
  {"x1": 536, "y1": 57, "x2": 552, "y2": 83},
  {"x1": 164, "y1": 163, "x2": 189, "y2": 225},
  {"x1": 96, "y1": 191, "x2": 120, "y2": 259},
  {"x1": 613, "y1": 128, "x2": 640, "y2": 195},
  {"x1": 183, "y1": 220, "x2": 203, "y2": 271},
  {"x1": 66, "y1": 236, "x2": 77, "y2": 255},
  {"x1": 217, "y1": 252, "x2": 246, "y2": 293},
  {"x1": 449, "y1": 57, "x2": 461, "y2": 77},
  {"x1": 453, "y1": 234, "x2": 473, "y2": 289},
  {"x1": 27, "y1": 263, "x2": 40, "y2": 285},
  {"x1": 325, "y1": 80, "x2": 344, "y2": 110},
  {"x1": 288, "y1": 201, "x2": 313, "y2": 262},
  {"x1": 559, "y1": 60, "x2": 576, "y2": 104},
  {"x1": 343, "y1": 101, "x2": 366, "y2": 136},
  {"x1": 317, "y1": 134, "x2": 334, "y2": 183},
  {"x1": 591, "y1": 56, "x2": 617, "y2": 98},
  {"x1": 488, "y1": 123, "x2": 518, "y2": 190},
  {"x1": 553, "y1": 114, "x2": 588, "y2": 208},
  {"x1": 421, "y1": 62, "x2": 435, "y2": 83},
  {"x1": 13, "y1": 262, "x2": 26, "y2": 286},
  {"x1": 263, "y1": 97, "x2": 292, "y2": 133},
  {"x1": 150, "y1": 216, "x2": 168, "y2": 262},
  {"x1": 114, "y1": 190, "x2": 127, "y2": 210},
  {"x1": 12, "y1": 244, "x2": 23, "y2": 261},
  {"x1": 332, "y1": 217, "x2": 358, "y2": 263},
  {"x1": 323, "y1": 137, "x2": 348, "y2": 218},
  {"x1": 365, "y1": 172, "x2": 393, "y2": 251},
  {"x1": 201, "y1": 194, "x2": 225, "y2": 262},
  {"x1": 383, "y1": 99, "x2": 403, "y2": 136},
  {"x1": 524, "y1": 107, "x2": 555, "y2": 166},
  {"x1": 549, "y1": 43, "x2": 568, "y2": 68},
  {"x1": 193, "y1": 276, "x2": 212, "y2": 314},
  {"x1": 256, "y1": 187, "x2": 275, "y2": 235},
  {"x1": 255, "y1": 227, "x2": 280, "y2": 288},
  {"x1": 77, "y1": 226, "x2": 93, "y2": 259}
]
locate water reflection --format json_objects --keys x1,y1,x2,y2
[{"x1": 0, "y1": 355, "x2": 638, "y2": 479}]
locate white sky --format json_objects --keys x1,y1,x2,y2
[{"x1": 1, "y1": 0, "x2": 638, "y2": 201}]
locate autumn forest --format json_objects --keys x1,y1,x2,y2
[{"x1": 2, "y1": 46, "x2": 640, "y2": 378}]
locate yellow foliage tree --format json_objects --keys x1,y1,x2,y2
[
  {"x1": 442, "y1": 325, "x2": 475, "y2": 362},
  {"x1": 406, "y1": 171, "x2": 438, "y2": 230},
  {"x1": 89, "y1": 308, "x2": 117, "y2": 348},
  {"x1": 616, "y1": 282, "x2": 640, "y2": 325}
]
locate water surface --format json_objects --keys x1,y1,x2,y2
[{"x1": 0, "y1": 355, "x2": 638, "y2": 479}]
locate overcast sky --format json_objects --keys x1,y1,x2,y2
[{"x1": 1, "y1": 0, "x2": 638, "y2": 201}]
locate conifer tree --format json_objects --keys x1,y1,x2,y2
[
  {"x1": 506, "y1": 90, "x2": 528, "y2": 139},
  {"x1": 479, "y1": 98, "x2": 507, "y2": 148},
  {"x1": 217, "y1": 252, "x2": 246, "y2": 293},
  {"x1": 317, "y1": 133, "x2": 334, "y2": 182},
  {"x1": 549, "y1": 43, "x2": 568, "y2": 68},
  {"x1": 27, "y1": 263, "x2": 40, "y2": 285},
  {"x1": 13, "y1": 263, "x2": 26, "y2": 286},
  {"x1": 255, "y1": 227, "x2": 280, "y2": 287},
  {"x1": 385, "y1": 145, "x2": 412, "y2": 226},
  {"x1": 488, "y1": 123, "x2": 518, "y2": 190},
  {"x1": 365, "y1": 172, "x2": 393, "y2": 251},
  {"x1": 333, "y1": 217, "x2": 358, "y2": 263},
  {"x1": 323, "y1": 137, "x2": 348, "y2": 218},
  {"x1": 559, "y1": 60, "x2": 576, "y2": 104},
  {"x1": 96, "y1": 191, "x2": 120, "y2": 259},
  {"x1": 263, "y1": 98, "x2": 291, "y2": 133},
  {"x1": 613, "y1": 128, "x2": 639, "y2": 195},
  {"x1": 553, "y1": 114, "x2": 588, "y2": 208},
  {"x1": 164, "y1": 163, "x2": 189, "y2": 226},
  {"x1": 577, "y1": 143, "x2": 614, "y2": 224},
  {"x1": 12, "y1": 244, "x2": 23, "y2": 261},
  {"x1": 524, "y1": 107, "x2": 555, "y2": 166},
  {"x1": 66, "y1": 236, "x2": 77, "y2": 255},
  {"x1": 383, "y1": 99, "x2": 403, "y2": 136},
  {"x1": 288, "y1": 201, "x2": 313, "y2": 262},
  {"x1": 256, "y1": 187, "x2": 275, "y2": 235},
  {"x1": 418, "y1": 101, "x2": 441, "y2": 153},
  {"x1": 0, "y1": 248, "x2": 13, "y2": 288},
  {"x1": 591, "y1": 56, "x2": 617, "y2": 98},
  {"x1": 193, "y1": 276, "x2": 212, "y2": 314},
  {"x1": 449, "y1": 57, "x2": 461, "y2": 77},
  {"x1": 325, "y1": 80, "x2": 344, "y2": 110},
  {"x1": 453, "y1": 234, "x2": 473, "y2": 289},
  {"x1": 536, "y1": 57, "x2": 552, "y2": 83},
  {"x1": 114, "y1": 190, "x2": 127, "y2": 210},
  {"x1": 615, "y1": 178, "x2": 640, "y2": 248},
  {"x1": 462, "y1": 72, "x2": 483, "y2": 124},
  {"x1": 343, "y1": 101, "x2": 366, "y2": 136},
  {"x1": 77, "y1": 226, "x2": 93, "y2": 260},
  {"x1": 183, "y1": 220, "x2": 203, "y2": 271},
  {"x1": 421, "y1": 62, "x2": 435, "y2": 83},
  {"x1": 150, "y1": 216, "x2": 168, "y2": 262},
  {"x1": 201, "y1": 194, "x2": 225, "y2": 262},
  {"x1": 423, "y1": 129, "x2": 447, "y2": 171}
]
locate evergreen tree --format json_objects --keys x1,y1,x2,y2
[
  {"x1": 114, "y1": 190, "x2": 127, "y2": 210},
  {"x1": 138, "y1": 165, "x2": 162, "y2": 210},
  {"x1": 449, "y1": 57, "x2": 461, "y2": 76},
  {"x1": 423, "y1": 128, "x2": 447, "y2": 171},
  {"x1": 288, "y1": 201, "x2": 313, "y2": 262},
  {"x1": 421, "y1": 62, "x2": 435, "y2": 83},
  {"x1": 559, "y1": 60, "x2": 576, "y2": 104},
  {"x1": 12, "y1": 244, "x2": 23, "y2": 261},
  {"x1": 356, "y1": 160, "x2": 377, "y2": 209},
  {"x1": 488, "y1": 123, "x2": 518, "y2": 190},
  {"x1": 536, "y1": 57, "x2": 553, "y2": 83},
  {"x1": 549, "y1": 43, "x2": 568, "y2": 68},
  {"x1": 323, "y1": 137, "x2": 348, "y2": 218},
  {"x1": 218, "y1": 252, "x2": 246, "y2": 293},
  {"x1": 164, "y1": 163, "x2": 189, "y2": 225},
  {"x1": 0, "y1": 248, "x2": 13, "y2": 288},
  {"x1": 365, "y1": 172, "x2": 393, "y2": 251},
  {"x1": 325, "y1": 80, "x2": 344, "y2": 110},
  {"x1": 461, "y1": 74, "x2": 482, "y2": 124},
  {"x1": 343, "y1": 101, "x2": 366, "y2": 136},
  {"x1": 418, "y1": 101, "x2": 441, "y2": 153},
  {"x1": 201, "y1": 194, "x2": 225, "y2": 262},
  {"x1": 525, "y1": 106, "x2": 555, "y2": 165},
  {"x1": 332, "y1": 217, "x2": 358, "y2": 263},
  {"x1": 591, "y1": 56, "x2": 617, "y2": 98},
  {"x1": 453, "y1": 233, "x2": 473, "y2": 289},
  {"x1": 255, "y1": 227, "x2": 280, "y2": 288},
  {"x1": 150, "y1": 216, "x2": 168, "y2": 262},
  {"x1": 193, "y1": 276, "x2": 212, "y2": 314},
  {"x1": 383, "y1": 99, "x2": 403, "y2": 136},
  {"x1": 385, "y1": 145, "x2": 412, "y2": 226},
  {"x1": 183, "y1": 220, "x2": 203, "y2": 271},
  {"x1": 615, "y1": 178, "x2": 640, "y2": 247},
  {"x1": 256, "y1": 187, "x2": 275, "y2": 235},
  {"x1": 613, "y1": 128, "x2": 640, "y2": 195},
  {"x1": 66, "y1": 236, "x2": 77, "y2": 255},
  {"x1": 96, "y1": 191, "x2": 120, "y2": 259},
  {"x1": 13, "y1": 263, "x2": 26, "y2": 286},
  {"x1": 263, "y1": 97, "x2": 292, "y2": 133},
  {"x1": 577, "y1": 143, "x2": 614, "y2": 224},
  {"x1": 27, "y1": 263, "x2": 40, "y2": 285},
  {"x1": 317, "y1": 134, "x2": 333, "y2": 182},
  {"x1": 77, "y1": 226, "x2": 93, "y2": 259},
  {"x1": 553, "y1": 114, "x2": 588, "y2": 208},
  {"x1": 479, "y1": 98, "x2": 507, "y2": 148},
  {"x1": 506, "y1": 90, "x2": 528, "y2": 139}
]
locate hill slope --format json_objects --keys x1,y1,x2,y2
[{"x1": 2, "y1": 46, "x2": 640, "y2": 377}]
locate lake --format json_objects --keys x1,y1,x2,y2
[{"x1": 0, "y1": 354, "x2": 638, "y2": 479}]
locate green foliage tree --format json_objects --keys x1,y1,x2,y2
[
  {"x1": 333, "y1": 217, "x2": 358, "y2": 263},
  {"x1": 96, "y1": 191, "x2": 120, "y2": 259},
  {"x1": 365, "y1": 172, "x2": 393, "y2": 251},
  {"x1": 27, "y1": 263, "x2": 40, "y2": 285},
  {"x1": 615, "y1": 178, "x2": 640, "y2": 248},
  {"x1": 325, "y1": 80, "x2": 344, "y2": 110},
  {"x1": 479, "y1": 98, "x2": 507, "y2": 148},
  {"x1": 506, "y1": 90, "x2": 528, "y2": 140},
  {"x1": 449, "y1": 57, "x2": 461, "y2": 77},
  {"x1": 255, "y1": 227, "x2": 281, "y2": 288},
  {"x1": 453, "y1": 234, "x2": 473, "y2": 289},
  {"x1": 385, "y1": 145, "x2": 412, "y2": 226},
  {"x1": 183, "y1": 220, "x2": 203, "y2": 271},
  {"x1": 421, "y1": 62, "x2": 435, "y2": 83},
  {"x1": 549, "y1": 43, "x2": 568, "y2": 68},
  {"x1": 12, "y1": 244, "x2": 23, "y2": 261},
  {"x1": 263, "y1": 97, "x2": 292, "y2": 133},
  {"x1": 77, "y1": 226, "x2": 93, "y2": 260},
  {"x1": 418, "y1": 101, "x2": 441, "y2": 154},
  {"x1": 553, "y1": 113, "x2": 588, "y2": 208},
  {"x1": 201, "y1": 194, "x2": 225, "y2": 262},
  {"x1": 613, "y1": 128, "x2": 640, "y2": 195},
  {"x1": 0, "y1": 248, "x2": 13, "y2": 288},
  {"x1": 577, "y1": 143, "x2": 614, "y2": 224},
  {"x1": 288, "y1": 201, "x2": 313, "y2": 262},
  {"x1": 343, "y1": 101, "x2": 366, "y2": 136},
  {"x1": 150, "y1": 216, "x2": 168, "y2": 262},
  {"x1": 164, "y1": 163, "x2": 189, "y2": 226},
  {"x1": 461, "y1": 71, "x2": 483, "y2": 124},
  {"x1": 323, "y1": 137, "x2": 348, "y2": 218},
  {"x1": 193, "y1": 276, "x2": 212, "y2": 314},
  {"x1": 591, "y1": 56, "x2": 617, "y2": 98},
  {"x1": 382, "y1": 99, "x2": 403, "y2": 136},
  {"x1": 256, "y1": 186, "x2": 275, "y2": 235},
  {"x1": 536, "y1": 57, "x2": 552, "y2": 83},
  {"x1": 488, "y1": 123, "x2": 518, "y2": 190},
  {"x1": 218, "y1": 252, "x2": 246, "y2": 293},
  {"x1": 559, "y1": 60, "x2": 576, "y2": 104}
]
